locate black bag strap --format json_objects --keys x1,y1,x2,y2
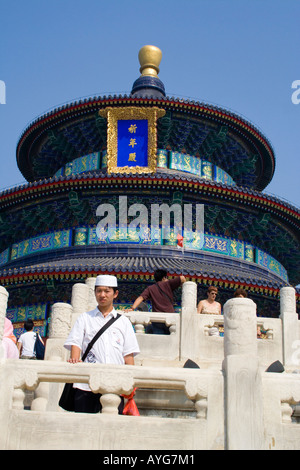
[
  {"x1": 34, "y1": 332, "x2": 40, "y2": 347},
  {"x1": 81, "y1": 313, "x2": 121, "y2": 362},
  {"x1": 156, "y1": 283, "x2": 173, "y2": 305}
]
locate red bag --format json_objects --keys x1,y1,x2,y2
[{"x1": 122, "y1": 388, "x2": 140, "y2": 416}]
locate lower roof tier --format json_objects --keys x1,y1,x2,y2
[
  {"x1": 0, "y1": 228, "x2": 289, "y2": 285},
  {"x1": 2, "y1": 251, "x2": 299, "y2": 326},
  {"x1": 0, "y1": 170, "x2": 299, "y2": 284}
]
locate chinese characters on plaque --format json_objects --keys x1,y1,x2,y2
[{"x1": 117, "y1": 120, "x2": 148, "y2": 168}]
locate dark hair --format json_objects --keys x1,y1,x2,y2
[
  {"x1": 154, "y1": 269, "x2": 167, "y2": 282},
  {"x1": 24, "y1": 319, "x2": 34, "y2": 331},
  {"x1": 234, "y1": 288, "x2": 248, "y2": 298}
]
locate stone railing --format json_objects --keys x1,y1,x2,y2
[
  {"x1": 0, "y1": 282, "x2": 300, "y2": 450},
  {"x1": 3, "y1": 280, "x2": 299, "y2": 370},
  {"x1": 9, "y1": 361, "x2": 212, "y2": 417},
  {"x1": 0, "y1": 358, "x2": 222, "y2": 450},
  {"x1": 222, "y1": 295, "x2": 300, "y2": 450}
]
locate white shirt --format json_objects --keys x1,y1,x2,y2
[
  {"x1": 18, "y1": 330, "x2": 39, "y2": 357},
  {"x1": 64, "y1": 307, "x2": 140, "y2": 391}
]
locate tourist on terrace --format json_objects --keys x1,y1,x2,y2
[
  {"x1": 64, "y1": 274, "x2": 140, "y2": 414},
  {"x1": 3, "y1": 318, "x2": 19, "y2": 359},
  {"x1": 17, "y1": 319, "x2": 44, "y2": 359},
  {"x1": 233, "y1": 288, "x2": 248, "y2": 298},
  {"x1": 128, "y1": 269, "x2": 186, "y2": 334},
  {"x1": 197, "y1": 286, "x2": 222, "y2": 315},
  {"x1": 233, "y1": 288, "x2": 262, "y2": 338}
]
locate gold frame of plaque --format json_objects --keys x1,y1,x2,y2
[{"x1": 99, "y1": 106, "x2": 165, "y2": 174}]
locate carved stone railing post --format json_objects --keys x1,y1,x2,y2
[
  {"x1": 45, "y1": 303, "x2": 73, "y2": 361},
  {"x1": 12, "y1": 369, "x2": 39, "y2": 410},
  {"x1": 280, "y1": 287, "x2": 299, "y2": 370},
  {"x1": 223, "y1": 297, "x2": 264, "y2": 450},
  {"x1": 71, "y1": 282, "x2": 89, "y2": 327},
  {"x1": 89, "y1": 368, "x2": 134, "y2": 415},
  {"x1": 45, "y1": 302, "x2": 73, "y2": 411},
  {"x1": 180, "y1": 281, "x2": 197, "y2": 361},
  {"x1": 165, "y1": 317, "x2": 177, "y2": 335},
  {"x1": 0, "y1": 286, "x2": 9, "y2": 360},
  {"x1": 85, "y1": 276, "x2": 97, "y2": 311},
  {"x1": 31, "y1": 382, "x2": 49, "y2": 411},
  {"x1": 100, "y1": 394, "x2": 121, "y2": 414},
  {"x1": 185, "y1": 377, "x2": 208, "y2": 420},
  {"x1": 130, "y1": 313, "x2": 150, "y2": 334},
  {"x1": 12, "y1": 388, "x2": 26, "y2": 410}
]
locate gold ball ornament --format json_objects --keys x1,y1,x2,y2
[{"x1": 138, "y1": 45, "x2": 162, "y2": 77}]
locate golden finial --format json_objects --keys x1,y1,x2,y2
[{"x1": 138, "y1": 45, "x2": 162, "y2": 77}]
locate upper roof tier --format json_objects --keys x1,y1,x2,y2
[{"x1": 16, "y1": 46, "x2": 275, "y2": 191}]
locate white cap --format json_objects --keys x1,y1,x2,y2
[{"x1": 95, "y1": 275, "x2": 118, "y2": 287}]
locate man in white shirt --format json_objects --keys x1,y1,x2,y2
[{"x1": 64, "y1": 274, "x2": 140, "y2": 413}]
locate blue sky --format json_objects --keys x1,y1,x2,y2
[{"x1": 0, "y1": 0, "x2": 299, "y2": 208}]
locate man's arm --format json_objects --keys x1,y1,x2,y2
[
  {"x1": 168, "y1": 275, "x2": 186, "y2": 291},
  {"x1": 124, "y1": 353, "x2": 135, "y2": 365},
  {"x1": 68, "y1": 345, "x2": 82, "y2": 363},
  {"x1": 128, "y1": 295, "x2": 144, "y2": 311}
]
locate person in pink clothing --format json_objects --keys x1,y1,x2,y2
[{"x1": 2, "y1": 318, "x2": 19, "y2": 359}]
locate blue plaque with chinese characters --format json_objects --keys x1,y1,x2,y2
[
  {"x1": 117, "y1": 120, "x2": 148, "y2": 167},
  {"x1": 99, "y1": 106, "x2": 165, "y2": 174}
]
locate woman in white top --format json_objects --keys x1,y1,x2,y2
[{"x1": 197, "y1": 286, "x2": 222, "y2": 315}]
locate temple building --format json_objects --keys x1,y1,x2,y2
[{"x1": 0, "y1": 45, "x2": 299, "y2": 338}]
